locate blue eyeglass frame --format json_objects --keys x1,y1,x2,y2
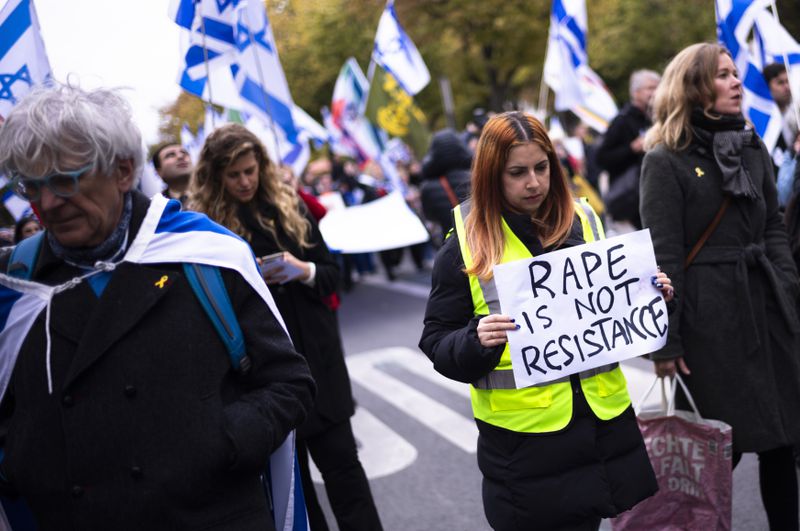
[{"x1": 12, "y1": 164, "x2": 94, "y2": 201}]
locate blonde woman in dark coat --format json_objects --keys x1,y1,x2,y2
[{"x1": 640, "y1": 42, "x2": 800, "y2": 530}]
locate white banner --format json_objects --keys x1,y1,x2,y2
[
  {"x1": 494, "y1": 230, "x2": 668, "y2": 388},
  {"x1": 318, "y1": 191, "x2": 429, "y2": 253}
]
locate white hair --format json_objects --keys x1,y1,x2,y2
[
  {"x1": 629, "y1": 69, "x2": 661, "y2": 95},
  {"x1": 0, "y1": 84, "x2": 144, "y2": 183}
]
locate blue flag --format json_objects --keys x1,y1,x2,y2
[
  {"x1": 169, "y1": 0, "x2": 299, "y2": 144},
  {"x1": 0, "y1": 0, "x2": 52, "y2": 121},
  {"x1": 716, "y1": 0, "x2": 786, "y2": 151}
]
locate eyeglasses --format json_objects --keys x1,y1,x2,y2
[{"x1": 12, "y1": 164, "x2": 94, "y2": 202}]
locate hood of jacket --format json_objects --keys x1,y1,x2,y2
[{"x1": 421, "y1": 129, "x2": 473, "y2": 180}]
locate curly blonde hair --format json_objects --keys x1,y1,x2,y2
[{"x1": 188, "y1": 123, "x2": 310, "y2": 248}]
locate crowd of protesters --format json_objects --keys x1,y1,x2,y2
[{"x1": 3, "y1": 38, "x2": 800, "y2": 531}]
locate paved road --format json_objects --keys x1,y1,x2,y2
[{"x1": 307, "y1": 263, "x2": 794, "y2": 530}]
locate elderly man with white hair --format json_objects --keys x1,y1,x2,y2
[
  {"x1": 0, "y1": 84, "x2": 314, "y2": 530},
  {"x1": 597, "y1": 69, "x2": 661, "y2": 231}
]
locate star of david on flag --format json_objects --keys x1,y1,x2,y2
[
  {"x1": 0, "y1": 0, "x2": 52, "y2": 121},
  {"x1": 169, "y1": 0, "x2": 299, "y2": 145},
  {"x1": 372, "y1": 1, "x2": 430, "y2": 96}
]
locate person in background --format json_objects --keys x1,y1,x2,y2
[
  {"x1": 420, "y1": 129, "x2": 472, "y2": 245},
  {"x1": 190, "y1": 124, "x2": 383, "y2": 531},
  {"x1": 641, "y1": 43, "x2": 800, "y2": 531},
  {"x1": 764, "y1": 63, "x2": 796, "y2": 172},
  {"x1": 13, "y1": 214, "x2": 41, "y2": 243},
  {"x1": 597, "y1": 69, "x2": 661, "y2": 230},
  {"x1": 151, "y1": 143, "x2": 193, "y2": 205},
  {"x1": 420, "y1": 111, "x2": 668, "y2": 530}
]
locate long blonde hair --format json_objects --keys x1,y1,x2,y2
[
  {"x1": 465, "y1": 111, "x2": 575, "y2": 280},
  {"x1": 645, "y1": 43, "x2": 732, "y2": 151},
  {"x1": 189, "y1": 124, "x2": 311, "y2": 248}
]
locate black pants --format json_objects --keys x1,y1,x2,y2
[
  {"x1": 733, "y1": 446, "x2": 799, "y2": 531},
  {"x1": 296, "y1": 419, "x2": 383, "y2": 531}
]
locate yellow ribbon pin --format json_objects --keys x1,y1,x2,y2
[
  {"x1": 695, "y1": 167, "x2": 704, "y2": 177},
  {"x1": 155, "y1": 275, "x2": 168, "y2": 289}
]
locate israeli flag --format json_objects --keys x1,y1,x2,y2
[
  {"x1": 170, "y1": 0, "x2": 301, "y2": 160},
  {"x1": 716, "y1": 0, "x2": 784, "y2": 151},
  {"x1": 372, "y1": 1, "x2": 430, "y2": 96},
  {"x1": 233, "y1": 1, "x2": 299, "y2": 144},
  {"x1": 542, "y1": 0, "x2": 617, "y2": 132},
  {"x1": 0, "y1": 276, "x2": 51, "y2": 401},
  {"x1": 0, "y1": 0, "x2": 52, "y2": 121}
]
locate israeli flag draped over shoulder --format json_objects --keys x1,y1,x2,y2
[
  {"x1": 716, "y1": 0, "x2": 800, "y2": 152},
  {"x1": 0, "y1": 195, "x2": 307, "y2": 531}
]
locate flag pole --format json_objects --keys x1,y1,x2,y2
[
  {"x1": 768, "y1": 1, "x2": 800, "y2": 131},
  {"x1": 242, "y1": 5, "x2": 285, "y2": 167},
  {"x1": 198, "y1": 12, "x2": 217, "y2": 131}
]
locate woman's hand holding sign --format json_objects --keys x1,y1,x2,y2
[
  {"x1": 652, "y1": 270, "x2": 674, "y2": 302},
  {"x1": 477, "y1": 314, "x2": 520, "y2": 348},
  {"x1": 651, "y1": 268, "x2": 690, "y2": 378}
]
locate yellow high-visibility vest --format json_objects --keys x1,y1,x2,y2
[{"x1": 453, "y1": 198, "x2": 631, "y2": 433}]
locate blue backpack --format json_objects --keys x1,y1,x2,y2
[{"x1": 2, "y1": 231, "x2": 303, "y2": 529}]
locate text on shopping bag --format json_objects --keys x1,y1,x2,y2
[{"x1": 493, "y1": 230, "x2": 668, "y2": 388}]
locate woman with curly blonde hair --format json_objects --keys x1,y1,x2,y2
[{"x1": 190, "y1": 123, "x2": 382, "y2": 531}]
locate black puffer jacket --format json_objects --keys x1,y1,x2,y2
[{"x1": 420, "y1": 129, "x2": 472, "y2": 235}]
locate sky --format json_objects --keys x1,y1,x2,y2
[{"x1": 33, "y1": 0, "x2": 183, "y2": 145}]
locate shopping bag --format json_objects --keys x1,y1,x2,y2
[{"x1": 612, "y1": 375, "x2": 733, "y2": 531}]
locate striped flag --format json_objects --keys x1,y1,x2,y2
[
  {"x1": 0, "y1": 0, "x2": 52, "y2": 121},
  {"x1": 543, "y1": 0, "x2": 618, "y2": 132},
  {"x1": 0, "y1": 275, "x2": 51, "y2": 402},
  {"x1": 715, "y1": 0, "x2": 786, "y2": 151},
  {"x1": 372, "y1": 1, "x2": 430, "y2": 96},
  {"x1": 169, "y1": 0, "x2": 299, "y2": 144}
]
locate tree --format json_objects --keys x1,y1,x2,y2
[{"x1": 157, "y1": 1, "x2": 783, "y2": 140}]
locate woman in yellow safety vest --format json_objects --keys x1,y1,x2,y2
[{"x1": 419, "y1": 111, "x2": 672, "y2": 530}]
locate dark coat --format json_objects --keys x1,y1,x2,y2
[
  {"x1": 420, "y1": 129, "x2": 472, "y2": 236},
  {"x1": 640, "y1": 132, "x2": 800, "y2": 452},
  {"x1": 419, "y1": 212, "x2": 656, "y2": 528},
  {"x1": 0, "y1": 193, "x2": 315, "y2": 530},
  {"x1": 240, "y1": 203, "x2": 354, "y2": 439},
  {"x1": 596, "y1": 103, "x2": 650, "y2": 179}
]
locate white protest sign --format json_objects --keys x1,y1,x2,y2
[{"x1": 493, "y1": 229, "x2": 668, "y2": 388}]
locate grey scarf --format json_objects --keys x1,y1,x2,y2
[{"x1": 691, "y1": 108, "x2": 760, "y2": 200}]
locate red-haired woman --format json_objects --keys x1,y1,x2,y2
[{"x1": 420, "y1": 111, "x2": 669, "y2": 530}]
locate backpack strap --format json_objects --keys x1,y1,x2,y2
[
  {"x1": 182, "y1": 263, "x2": 251, "y2": 373},
  {"x1": 7, "y1": 231, "x2": 45, "y2": 279}
]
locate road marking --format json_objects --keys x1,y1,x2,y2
[
  {"x1": 347, "y1": 347, "x2": 478, "y2": 453},
  {"x1": 310, "y1": 406, "x2": 417, "y2": 483},
  {"x1": 310, "y1": 347, "x2": 660, "y2": 481},
  {"x1": 360, "y1": 275, "x2": 431, "y2": 298}
]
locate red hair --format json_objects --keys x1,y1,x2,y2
[{"x1": 465, "y1": 111, "x2": 575, "y2": 280}]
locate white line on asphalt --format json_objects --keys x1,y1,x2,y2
[
  {"x1": 347, "y1": 347, "x2": 478, "y2": 453},
  {"x1": 310, "y1": 406, "x2": 418, "y2": 483}
]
